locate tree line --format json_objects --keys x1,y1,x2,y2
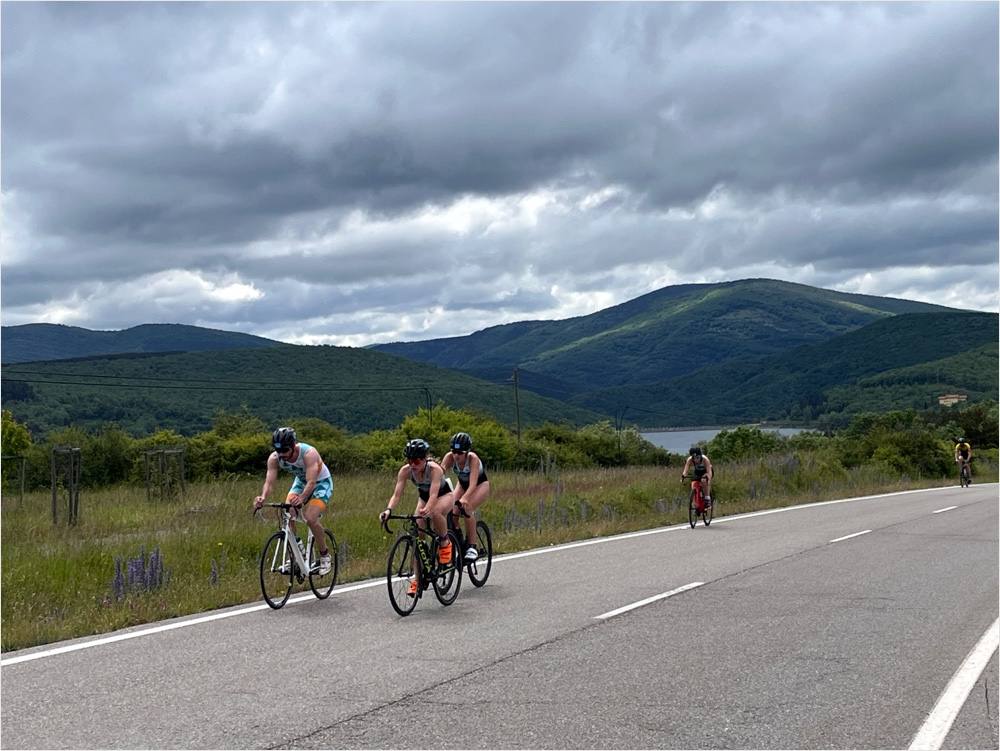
[{"x1": 2, "y1": 401, "x2": 995, "y2": 492}]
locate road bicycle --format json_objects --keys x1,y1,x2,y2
[
  {"x1": 959, "y1": 459, "x2": 972, "y2": 488},
  {"x1": 682, "y1": 474, "x2": 713, "y2": 528},
  {"x1": 256, "y1": 502, "x2": 338, "y2": 609},
  {"x1": 448, "y1": 501, "x2": 493, "y2": 587},
  {"x1": 381, "y1": 513, "x2": 462, "y2": 616}
]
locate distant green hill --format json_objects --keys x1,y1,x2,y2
[
  {"x1": 571, "y1": 312, "x2": 999, "y2": 426},
  {"x1": 1, "y1": 323, "x2": 281, "y2": 364},
  {"x1": 0, "y1": 345, "x2": 604, "y2": 438},
  {"x1": 372, "y1": 278, "x2": 955, "y2": 396}
]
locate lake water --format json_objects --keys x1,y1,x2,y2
[{"x1": 641, "y1": 427, "x2": 805, "y2": 455}]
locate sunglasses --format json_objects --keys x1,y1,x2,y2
[
  {"x1": 452, "y1": 449, "x2": 467, "y2": 455},
  {"x1": 407, "y1": 458, "x2": 425, "y2": 465}
]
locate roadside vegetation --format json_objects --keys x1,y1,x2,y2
[{"x1": 1, "y1": 402, "x2": 996, "y2": 651}]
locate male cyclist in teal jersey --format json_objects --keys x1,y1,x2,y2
[
  {"x1": 440, "y1": 431, "x2": 491, "y2": 562},
  {"x1": 681, "y1": 446, "x2": 713, "y2": 506},
  {"x1": 254, "y1": 427, "x2": 333, "y2": 575}
]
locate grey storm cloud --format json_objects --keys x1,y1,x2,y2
[{"x1": 1, "y1": 1, "x2": 996, "y2": 342}]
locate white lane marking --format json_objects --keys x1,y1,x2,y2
[
  {"x1": 2, "y1": 483, "x2": 988, "y2": 666},
  {"x1": 932, "y1": 506, "x2": 958, "y2": 514},
  {"x1": 595, "y1": 582, "x2": 704, "y2": 620},
  {"x1": 829, "y1": 529, "x2": 872, "y2": 543},
  {"x1": 0, "y1": 579, "x2": 384, "y2": 667},
  {"x1": 908, "y1": 617, "x2": 1000, "y2": 751}
]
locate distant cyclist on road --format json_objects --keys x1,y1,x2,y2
[
  {"x1": 379, "y1": 438, "x2": 456, "y2": 595},
  {"x1": 440, "y1": 431, "x2": 491, "y2": 562},
  {"x1": 681, "y1": 446, "x2": 713, "y2": 506},
  {"x1": 254, "y1": 427, "x2": 333, "y2": 575},
  {"x1": 954, "y1": 437, "x2": 973, "y2": 483}
]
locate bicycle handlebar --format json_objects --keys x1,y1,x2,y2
[{"x1": 380, "y1": 512, "x2": 428, "y2": 535}]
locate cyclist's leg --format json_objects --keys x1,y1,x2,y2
[
  {"x1": 427, "y1": 491, "x2": 455, "y2": 562},
  {"x1": 285, "y1": 481, "x2": 306, "y2": 541},
  {"x1": 301, "y1": 478, "x2": 332, "y2": 555},
  {"x1": 702, "y1": 475, "x2": 712, "y2": 502},
  {"x1": 460, "y1": 481, "x2": 491, "y2": 546},
  {"x1": 302, "y1": 501, "x2": 329, "y2": 555},
  {"x1": 413, "y1": 501, "x2": 430, "y2": 585}
]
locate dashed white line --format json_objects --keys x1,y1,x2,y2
[
  {"x1": 908, "y1": 617, "x2": 1000, "y2": 750},
  {"x1": 829, "y1": 529, "x2": 871, "y2": 543},
  {"x1": 932, "y1": 506, "x2": 958, "y2": 514},
  {"x1": 594, "y1": 582, "x2": 704, "y2": 620}
]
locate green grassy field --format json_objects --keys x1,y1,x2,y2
[{"x1": 2, "y1": 455, "x2": 995, "y2": 652}]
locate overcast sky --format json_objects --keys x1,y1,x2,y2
[{"x1": 2, "y1": 2, "x2": 997, "y2": 346}]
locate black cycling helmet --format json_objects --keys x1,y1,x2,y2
[
  {"x1": 689, "y1": 446, "x2": 703, "y2": 458},
  {"x1": 272, "y1": 427, "x2": 296, "y2": 451},
  {"x1": 404, "y1": 438, "x2": 430, "y2": 460},
  {"x1": 450, "y1": 432, "x2": 472, "y2": 452}
]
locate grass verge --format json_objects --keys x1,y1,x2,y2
[{"x1": 2, "y1": 453, "x2": 995, "y2": 651}]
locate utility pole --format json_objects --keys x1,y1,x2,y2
[
  {"x1": 615, "y1": 406, "x2": 628, "y2": 460},
  {"x1": 512, "y1": 367, "x2": 522, "y2": 451}
]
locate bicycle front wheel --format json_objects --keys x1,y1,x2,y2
[
  {"x1": 308, "y1": 529, "x2": 338, "y2": 600},
  {"x1": 688, "y1": 488, "x2": 698, "y2": 529},
  {"x1": 260, "y1": 532, "x2": 292, "y2": 610},
  {"x1": 468, "y1": 520, "x2": 493, "y2": 587},
  {"x1": 386, "y1": 534, "x2": 418, "y2": 616},
  {"x1": 432, "y1": 531, "x2": 463, "y2": 606},
  {"x1": 703, "y1": 497, "x2": 714, "y2": 527}
]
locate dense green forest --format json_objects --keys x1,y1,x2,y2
[
  {"x1": 571, "y1": 312, "x2": 998, "y2": 427},
  {"x1": 373, "y1": 278, "x2": 954, "y2": 395},
  {"x1": 1, "y1": 345, "x2": 603, "y2": 438}
]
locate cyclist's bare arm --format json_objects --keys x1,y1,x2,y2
[
  {"x1": 680, "y1": 457, "x2": 693, "y2": 479},
  {"x1": 425, "y1": 462, "x2": 446, "y2": 506},
  {"x1": 465, "y1": 453, "x2": 482, "y2": 494},
  {"x1": 380, "y1": 466, "x2": 410, "y2": 521},
  {"x1": 255, "y1": 453, "x2": 280, "y2": 506},
  {"x1": 291, "y1": 449, "x2": 321, "y2": 505},
  {"x1": 440, "y1": 452, "x2": 454, "y2": 472},
  {"x1": 703, "y1": 456, "x2": 714, "y2": 479}
]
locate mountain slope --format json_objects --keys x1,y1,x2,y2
[
  {"x1": 372, "y1": 278, "x2": 956, "y2": 395},
  {"x1": 0, "y1": 345, "x2": 604, "y2": 438},
  {"x1": 571, "y1": 312, "x2": 999, "y2": 425},
  {"x1": 1, "y1": 323, "x2": 282, "y2": 364}
]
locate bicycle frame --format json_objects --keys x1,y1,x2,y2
[
  {"x1": 382, "y1": 514, "x2": 439, "y2": 582},
  {"x1": 264, "y1": 504, "x2": 315, "y2": 576},
  {"x1": 685, "y1": 475, "x2": 707, "y2": 511}
]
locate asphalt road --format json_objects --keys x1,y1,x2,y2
[{"x1": 2, "y1": 484, "x2": 997, "y2": 750}]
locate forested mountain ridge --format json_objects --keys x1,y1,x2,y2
[
  {"x1": 570, "y1": 311, "x2": 999, "y2": 426},
  {"x1": 0, "y1": 344, "x2": 604, "y2": 438},
  {"x1": 1, "y1": 323, "x2": 281, "y2": 364},
  {"x1": 371, "y1": 278, "x2": 956, "y2": 396}
]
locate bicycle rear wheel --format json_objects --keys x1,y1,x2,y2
[
  {"x1": 467, "y1": 520, "x2": 493, "y2": 587},
  {"x1": 688, "y1": 488, "x2": 698, "y2": 529},
  {"x1": 386, "y1": 534, "x2": 418, "y2": 616},
  {"x1": 432, "y1": 531, "x2": 462, "y2": 606},
  {"x1": 260, "y1": 532, "x2": 293, "y2": 610},
  {"x1": 308, "y1": 529, "x2": 338, "y2": 599}
]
